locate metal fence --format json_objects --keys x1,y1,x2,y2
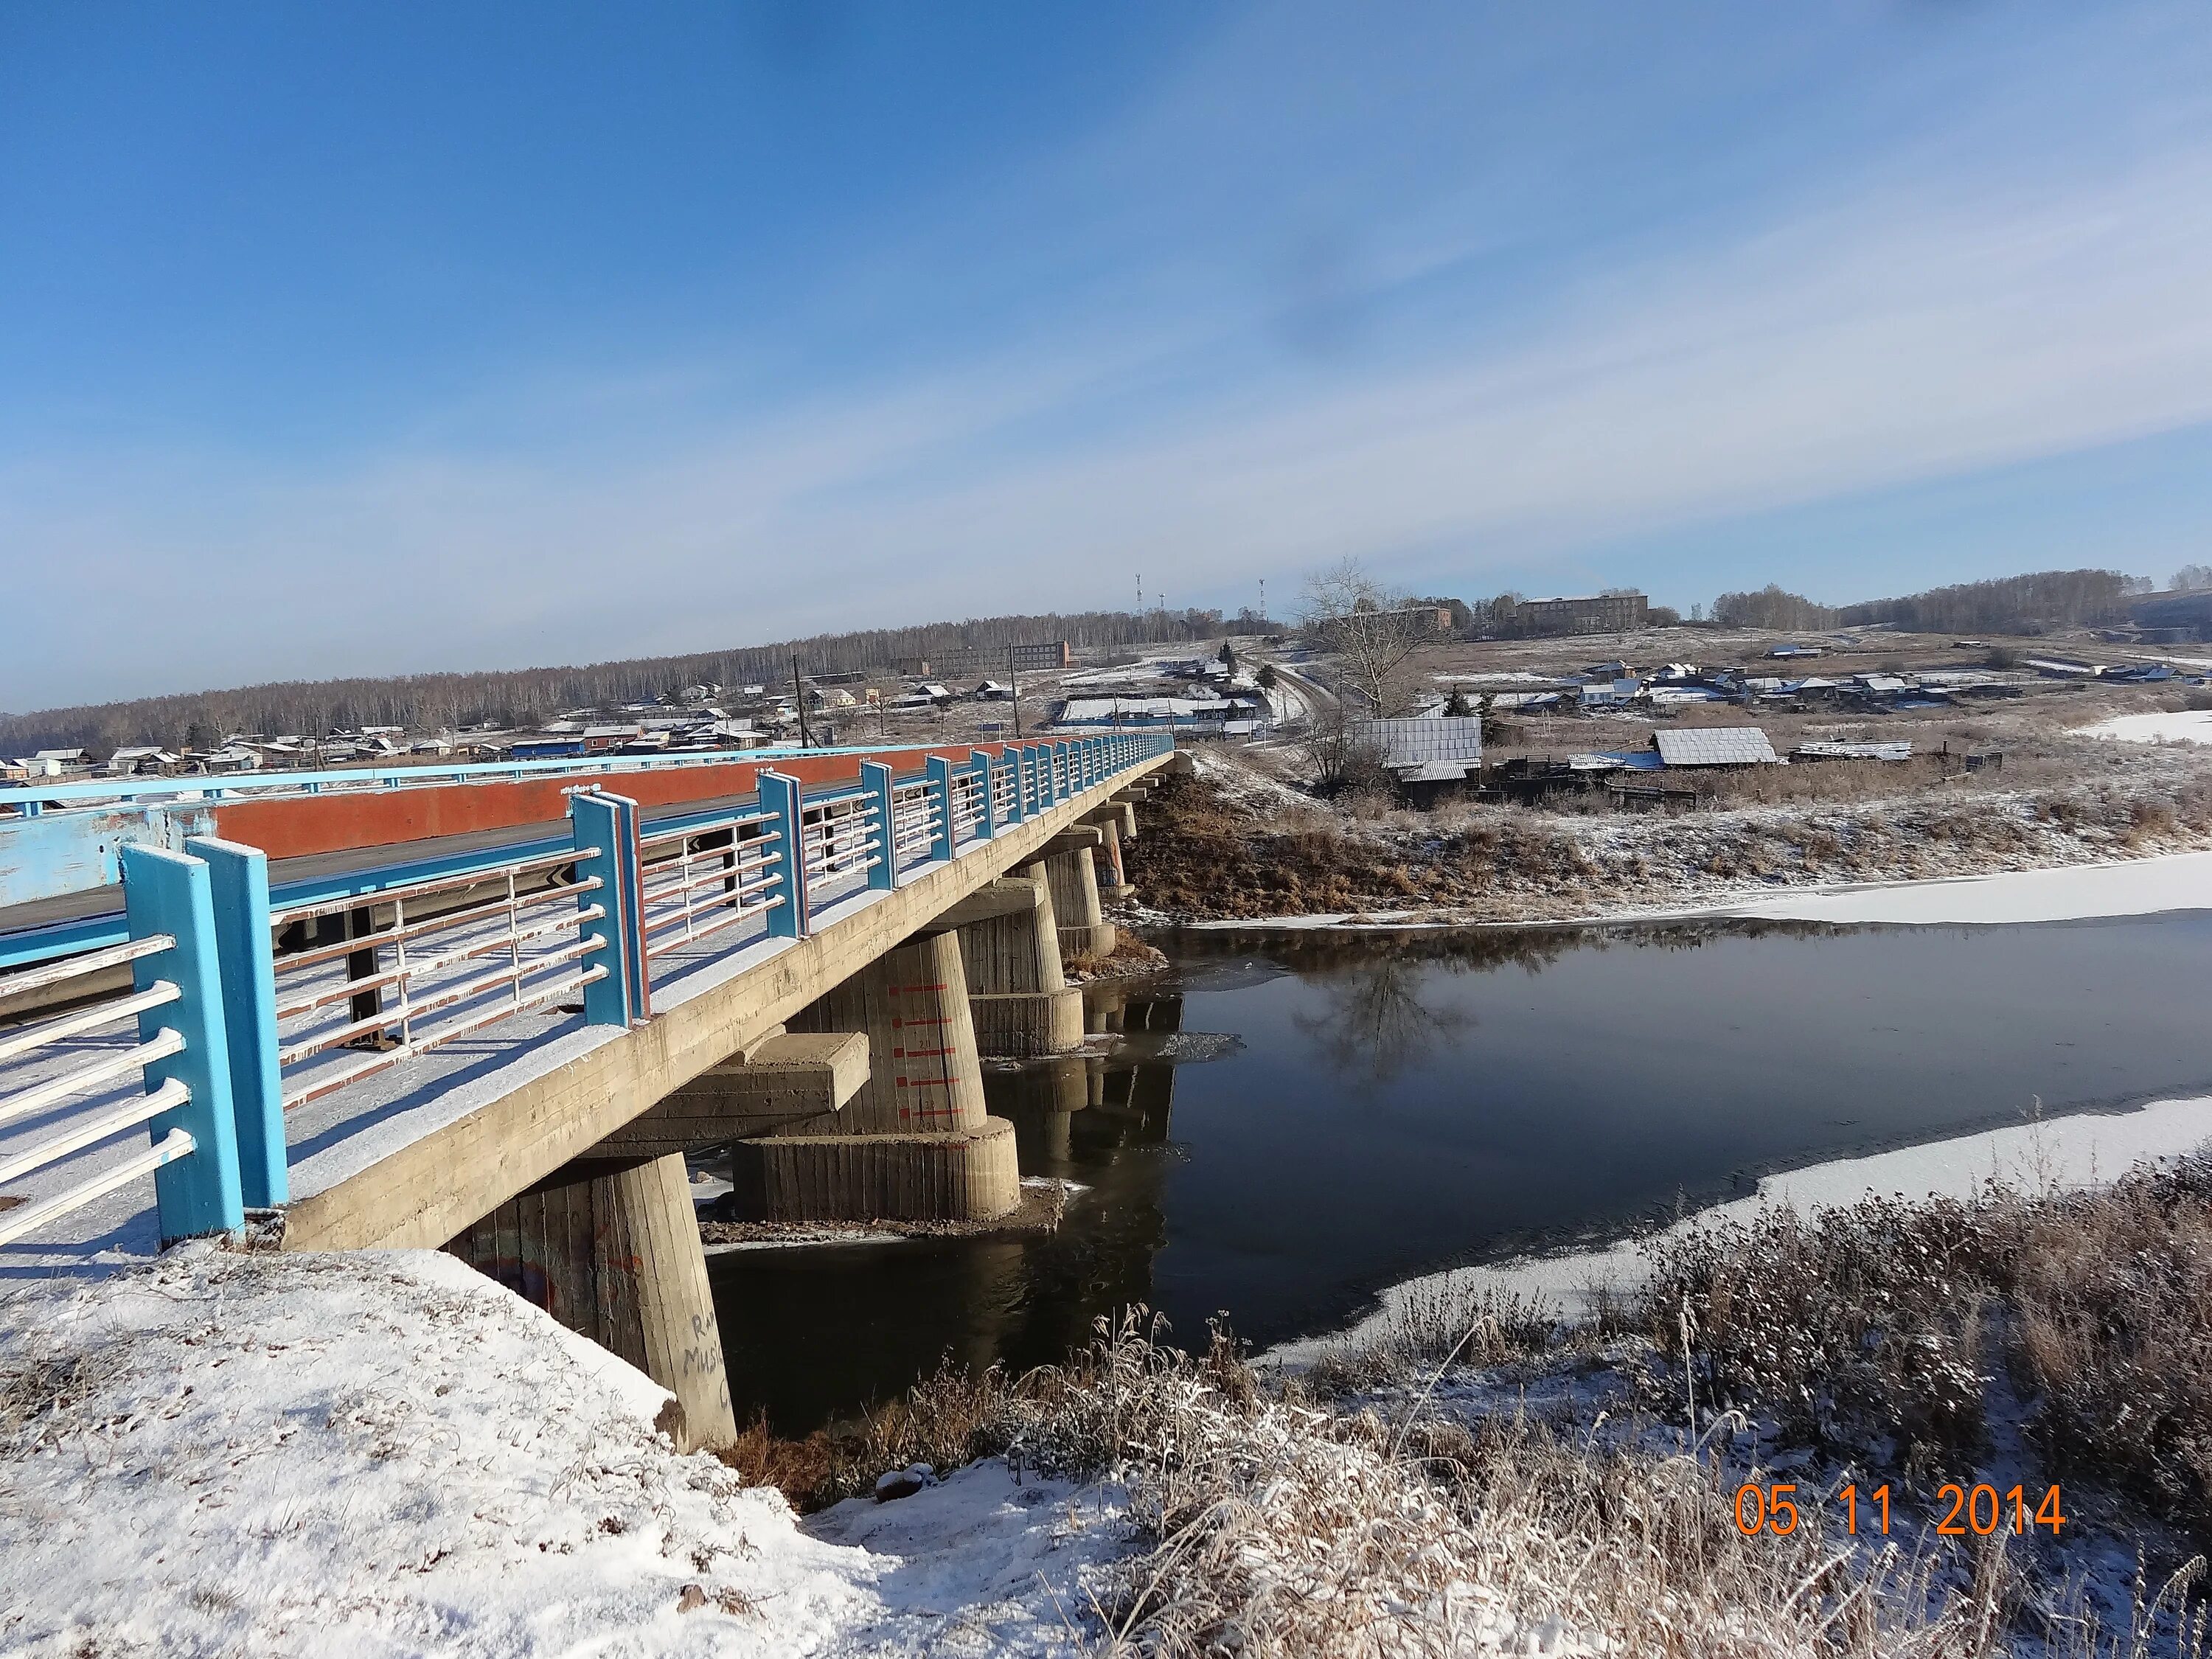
[{"x1": 639, "y1": 807, "x2": 783, "y2": 967}]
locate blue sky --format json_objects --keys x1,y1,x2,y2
[{"x1": 6, "y1": 1, "x2": 2212, "y2": 708}]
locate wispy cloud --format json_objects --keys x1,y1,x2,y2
[{"x1": 7, "y1": 4, "x2": 2212, "y2": 706}]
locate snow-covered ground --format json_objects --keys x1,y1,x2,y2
[
  {"x1": 1680, "y1": 845, "x2": 2212, "y2": 925},
  {"x1": 0, "y1": 1247, "x2": 1127, "y2": 1657},
  {"x1": 2075, "y1": 708, "x2": 2212, "y2": 745}
]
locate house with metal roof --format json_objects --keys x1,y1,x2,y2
[
  {"x1": 1653, "y1": 727, "x2": 1782, "y2": 767},
  {"x1": 1352, "y1": 716, "x2": 1483, "y2": 804}
]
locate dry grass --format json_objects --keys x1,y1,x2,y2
[
  {"x1": 735, "y1": 1307, "x2": 2208, "y2": 1656},
  {"x1": 1642, "y1": 1158, "x2": 2212, "y2": 1542},
  {"x1": 1135, "y1": 714, "x2": 2212, "y2": 923}
]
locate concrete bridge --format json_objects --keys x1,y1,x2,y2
[{"x1": 0, "y1": 733, "x2": 1178, "y2": 1447}]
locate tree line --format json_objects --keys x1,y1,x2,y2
[
  {"x1": 1, "y1": 606, "x2": 1246, "y2": 758},
  {"x1": 1711, "y1": 568, "x2": 2153, "y2": 637}
]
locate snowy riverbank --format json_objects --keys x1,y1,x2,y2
[{"x1": 1172, "y1": 844, "x2": 2212, "y2": 931}]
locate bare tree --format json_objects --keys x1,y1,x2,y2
[
  {"x1": 1298, "y1": 557, "x2": 1425, "y2": 714},
  {"x1": 1301, "y1": 702, "x2": 1390, "y2": 797}
]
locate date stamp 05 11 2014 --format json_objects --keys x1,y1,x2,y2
[{"x1": 1734, "y1": 1482, "x2": 2067, "y2": 1538}]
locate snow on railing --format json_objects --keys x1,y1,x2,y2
[
  {"x1": 0, "y1": 733, "x2": 1175, "y2": 1247},
  {"x1": 0, "y1": 936, "x2": 195, "y2": 1246}
]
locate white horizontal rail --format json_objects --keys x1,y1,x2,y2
[
  {"x1": 0, "y1": 980, "x2": 180, "y2": 1067},
  {"x1": 0, "y1": 1029, "x2": 185, "y2": 1130},
  {"x1": 0, "y1": 934, "x2": 175, "y2": 1000},
  {"x1": 0, "y1": 1127, "x2": 195, "y2": 1248},
  {"x1": 0, "y1": 1077, "x2": 189, "y2": 1188}
]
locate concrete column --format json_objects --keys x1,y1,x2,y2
[
  {"x1": 1088, "y1": 813, "x2": 1132, "y2": 900},
  {"x1": 761, "y1": 931, "x2": 1021, "y2": 1223},
  {"x1": 448, "y1": 1152, "x2": 737, "y2": 1453},
  {"x1": 1044, "y1": 845, "x2": 1115, "y2": 963},
  {"x1": 956, "y1": 860, "x2": 1084, "y2": 1057}
]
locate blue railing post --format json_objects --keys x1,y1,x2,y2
[
  {"x1": 925, "y1": 755, "x2": 955, "y2": 860},
  {"x1": 1055, "y1": 741, "x2": 1071, "y2": 801},
  {"x1": 759, "y1": 771, "x2": 810, "y2": 937},
  {"x1": 861, "y1": 761, "x2": 897, "y2": 891},
  {"x1": 569, "y1": 790, "x2": 647, "y2": 1024},
  {"x1": 119, "y1": 844, "x2": 246, "y2": 1243},
  {"x1": 970, "y1": 751, "x2": 997, "y2": 838},
  {"x1": 187, "y1": 837, "x2": 287, "y2": 1208}
]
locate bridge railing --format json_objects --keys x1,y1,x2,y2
[
  {"x1": 890, "y1": 776, "x2": 939, "y2": 872},
  {"x1": 799, "y1": 790, "x2": 880, "y2": 905},
  {"x1": 637, "y1": 805, "x2": 784, "y2": 971},
  {"x1": 0, "y1": 845, "x2": 245, "y2": 1246},
  {"x1": 266, "y1": 846, "x2": 613, "y2": 1114},
  {"x1": 0, "y1": 731, "x2": 1175, "y2": 1246}
]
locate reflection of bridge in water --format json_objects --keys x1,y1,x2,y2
[{"x1": 710, "y1": 981, "x2": 1190, "y2": 1433}]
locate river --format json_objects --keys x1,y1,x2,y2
[{"x1": 710, "y1": 912, "x2": 2212, "y2": 1432}]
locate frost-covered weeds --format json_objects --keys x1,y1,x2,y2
[
  {"x1": 757, "y1": 1165, "x2": 2212, "y2": 1655},
  {"x1": 779, "y1": 1308, "x2": 2198, "y2": 1657},
  {"x1": 1646, "y1": 1157, "x2": 2212, "y2": 1543}
]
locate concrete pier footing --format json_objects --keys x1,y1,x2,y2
[
  {"x1": 447, "y1": 1151, "x2": 737, "y2": 1452},
  {"x1": 731, "y1": 1118, "x2": 1019, "y2": 1223},
  {"x1": 763, "y1": 931, "x2": 1022, "y2": 1222}
]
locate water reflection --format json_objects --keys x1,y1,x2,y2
[{"x1": 1293, "y1": 957, "x2": 1471, "y2": 1087}]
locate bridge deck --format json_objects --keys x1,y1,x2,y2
[{"x1": 0, "y1": 757, "x2": 1159, "y2": 1278}]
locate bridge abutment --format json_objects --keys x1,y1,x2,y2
[{"x1": 446, "y1": 1151, "x2": 737, "y2": 1452}]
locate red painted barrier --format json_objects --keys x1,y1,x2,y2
[{"x1": 208, "y1": 745, "x2": 1019, "y2": 863}]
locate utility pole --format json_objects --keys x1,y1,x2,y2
[
  {"x1": 792, "y1": 655, "x2": 809, "y2": 748},
  {"x1": 1009, "y1": 644, "x2": 1021, "y2": 739}
]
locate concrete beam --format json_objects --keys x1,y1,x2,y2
[
  {"x1": 1041, "y1": 825, "x2": 1103, "y2": 857},
  {"x1": 279, "y1": 748, "x2": 1174, "y2": 1253},
  {"x1": 904, "y1": 876, "x2": 1041, "y2": 938},
  {"x1": 591, "y1": 1030, "x2": 869, "y2": 1152}
]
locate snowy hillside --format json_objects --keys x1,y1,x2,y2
[{"x1": 0, "y1": 1247, "x2": 1128, "y2": 1657}]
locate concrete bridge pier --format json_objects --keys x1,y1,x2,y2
[
  {"x1": 1042, "y1": 830, "x2": 1115, "y2": 964},
  {"x1": 1086, "y1": 803, "x2": 1138, "y2": 903},
  {"x1": 759, "y1": 931, "x2": 1021, "y2": 1224},
  {"x1": 447, "y1": 1152, "x2": 737, "y2": 1453},
  {"x1": 951, "y1": 863, "x2": 1084, "y2": 1058}
]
